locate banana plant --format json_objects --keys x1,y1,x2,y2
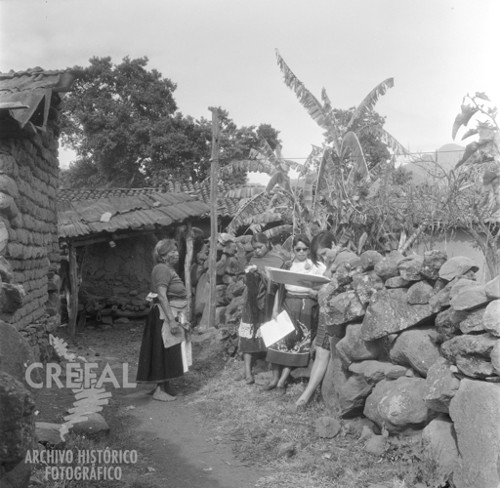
[{"x1": 276, "y1": 51, "x2": 406, "y2": 193}]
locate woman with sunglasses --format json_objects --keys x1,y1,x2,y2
[
  {"x1": 295, "y1": 230, "x2": 340, "y2": 410},
  {"x1": 264, "y1": 234, "x2": 326, "y2": 392}
]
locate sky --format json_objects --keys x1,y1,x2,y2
[{"x1": 1, "y1": 0, "x2": 499, "y2": 170}]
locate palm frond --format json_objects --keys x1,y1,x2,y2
[
  {"x1": 264, "y1": 224, "x2": 293, "y2": 239},
  {"x1": 226, "y1": 192, "x2": 278, "y2": 234},
  {"x1": 360, "y1": 126, "x2": 408, "y2": 155},
  {"x1": 275, "y1": 50, "x2": 330, "y2": 130},
  {"x1": 347, "y1": 78, "x2": 394, "y2": 130},
  {"x1": 321, "y1": 88, "x2": 341, "y2": 154},
  {"x1": 302, "y1": 172, "x2": 316, "y2": 213},
  {"x1": 342, "y1": 131, "x2": 370, "y2": 184}
]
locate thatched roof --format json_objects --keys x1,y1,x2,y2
[{"x1": 58, "y1": 188, "x2": 210, "y2": 239}]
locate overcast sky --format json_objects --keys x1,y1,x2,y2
[{"x1": 1, "y1": 0, "x2": 499, "y2": 167}]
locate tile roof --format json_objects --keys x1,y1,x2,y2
[
  {"x1": 0, "y1": 67, "x2": 75, "y2": 129},
  {"x1": 58, "y1": 191, "x2": 211, "y2": 239}
]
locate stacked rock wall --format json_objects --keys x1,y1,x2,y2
[
  {"x1": 0, "y1": 123, "x2": 60, "y2": 332},
  {"x1": 193, "y1": 235, "x2": 249, "y2": 340},
  {"x1": 0, "y1": 124, "x2": 60, "y2": 488},
  {"x1": 318, "y1": 248, "x2": 499, "y2": 488}
]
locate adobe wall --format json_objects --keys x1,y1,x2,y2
[{"x1": 0, "y1": 114, "x2": 61, "y2": 353}]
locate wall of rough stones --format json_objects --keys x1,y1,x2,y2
[
  {"x1": 195, "y1": 239, "x2": 500, "y2": 487},
  {"x1": 316, "y1": 249, "x2": 500, "y2": 488},
  {"x1": 78, "y1": 235, "x2": 155, "y2": 319},
  {"x1": 0, "y1": 109, "x2": 61, "y2": 487}
]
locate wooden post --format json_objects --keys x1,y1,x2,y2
[
  {"x1": 208, "y1": 108, "x2": 220, "y2": 329},
  {"x1": 184, "y1": 220, "x2": 194, "y2": 324},
  {"x1": 67, "y1": 243, "x2": 79, "y2": 337}
]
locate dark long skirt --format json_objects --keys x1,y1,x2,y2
[
  {"x1": 136, "y1": 305, "x2": 184, "y2": 383},
  {"x1": 266, "y1": 295, "x2": 318, "y2": 368}
]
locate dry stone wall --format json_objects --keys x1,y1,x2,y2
[
  {"x1": 0, "y1": 123, "x2": 60, "y2": 488},
  {"x1": 0, "y1": 125, "x2": 59, "y2": 332},
  {"x1": 318, "y1": 249, "x2": 499, "y2": 488}
]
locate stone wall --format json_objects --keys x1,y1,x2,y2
[
  {"x1": 0, "y1": 96, "x2": 61, "y2": 486},
  {"x1": 317, "y1": 249, "x2": 499, "y2": 488},
  {"x1": 78, "y1": 234, "x2": 156, "y2": 319},
  {"x1": 0, "y1": 125, "x2": 60, "y2": 331}
]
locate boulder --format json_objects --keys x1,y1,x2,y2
[
  {"x1": 363, "y1": 376, "x2": 430, "y2": 434},
  {"x1": 459, "y1": 307, "x2": 487, "y2": 334},
  {"x1": 422, "y1": 416, "x2": 459, "y2": 486},
  {"x1": 435, "y1": 309, "x2": 463, "y2": 344},
  {"x1": 449, "y1": 379, "x2": 500, "y2": 488},
  {"x1": 483, "y1": 299, "x2": 500, "y2": 337},
  {"x1": 374, "y1": 251, "x2": 404, "y2": 280},
  {"x1": 0, "y1": 372, "x2": 35, "y2": 464},
  {"x1": 389, "y1": 327, "x2": 441, "y2": 377},
  {"x1": 429, "y1": 285, "x2": 451, "y2": 313},
  {"x1": 337, "y1": 374, "x2": 373, "y2": 418},
  {"x1": 226, "y1": 280, "x2": 246, "y2": 299},
  {"x1": 406, "y1": 281, "x2": 434, "y2": 304},
  {"x1": 441, "y1": 334, "x2": 499, "y2": 379},
  {"x1": 322, "y1": 290, "x2": 365, "y2": 326},
  {"x1": 0, "y1": 321, "x2": 37, "y2": 389},
  {"x1": 71, "y1": 412, "x2": 110, "y2": 437},
  {"x1": 450, "y1": 284, "x2": 489, "y2": 311},
  {"x1": 315, "y1": 416, "x2": 341, "y2": 438},
  {"x1": 384, "y1": 276, "x2": 411, "y2": 288},
  {"x1": 439, "y1": 256, "x2": 479, "y2": 281},
  {"x1": 424, "y1": 358, "x2": 460, "y2": 413},
  {"x1": 359, "y1": 250, "x2": 384, "y2": 271},
  {"x1": 335, "y1": 323, "x2": 382, "y2": 366},
  {"x1": 35, "y1": 422, "x2": 65, "y2": 446},
  {"x1": 421, "y1": 250, "x2": 448, "y2": 280},
  {"x1": 331, "y1": 250, "x2": 361, "y2": 272},
  {"x1": 348, "y1": 360, "x2": 408, "y2": 383},
  {"x1": 491, "y1": 341, "x2": 500, "y2": 376},
  {"x1": 449, "y1": 278, "x2": 478, "y2": 299},
  {"x1": 397, "y1": 255, "x2": 424, "y2": 281},
  {"x1": 364, "y1": 435, "x2": 387, "y2": 455},
  {"x1": 361, "y1": 289, "x2": 434, "y2": 341},
  {"x1": 485, "y1": 275, "x2": 500, "y2": 299},
  {"x1": 351, "y1": 272, "x2": 384, "y2": 305}
]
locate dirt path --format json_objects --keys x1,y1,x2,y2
[
  {"x1": 43, "y1": 323, "x2": 265, "y2": 487},
  {"x1": 120, "y1": 385, "x2": 263, "y2": 488}
]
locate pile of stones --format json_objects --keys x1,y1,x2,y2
[{"x1": 317, "y1": 248, "x2": 499, "y2": 488}]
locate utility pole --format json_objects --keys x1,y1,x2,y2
[{"x1": 208, "y1": 108, "x2": 220, "y2": 329}]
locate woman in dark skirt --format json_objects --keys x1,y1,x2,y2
[
  {"x1": 264, "y1": 234, "x2": 325, "y2": 392},
  {"x1": 238, "y1": 233, "x2": 283, "y2": 384},
  {"x1": 136, "y1": 239, "x2": 189, "y2": 402}
]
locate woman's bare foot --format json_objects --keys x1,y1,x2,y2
[
  {"x1": 245, "y1": 375, "x2": 255, "y2": 385},
  {"x1": 152, "y1": 387, "x2": 177, "y2": 402},
  {"x1": 262, "y1": 381, "x2": 278, "y2": 391}
]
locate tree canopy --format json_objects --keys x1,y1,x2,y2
[{"x1": 60, "y1": 56, "x2": 280, "y2": 188}]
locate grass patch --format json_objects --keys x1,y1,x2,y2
[{"x1": 190, "y1": 358, "x2": 441, "y2": 488}]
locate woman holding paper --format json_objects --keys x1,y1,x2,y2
[
  {"x1": 295, "y1": 230, "x2": 340, "y2": 409},
  {"x1": 264, "y1": 234, "x2": 325, "y2": 392},
  {"x1": 238, "y1": 233, "x2": 283, "y2": 384},
  {"x1": 136, "y1": 239, "x2": 191, "y2": 402}
]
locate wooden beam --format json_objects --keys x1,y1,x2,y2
[
  {"x1": 208, "y1": 108, "x2": 220, "y2": 329},
  {"x1": 184, "y1": 221, "x2": 194, "y2": 325},
  {"x1": 67, "y1": 243, "x2": 79, "y2": 337}
]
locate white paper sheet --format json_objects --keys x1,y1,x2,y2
[{"x1": 260, "y1": 310, "x2": 295, "y2": 347}]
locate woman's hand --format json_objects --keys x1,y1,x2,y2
[
  {"x1": 308, "y1": 289, "x2": 318, "y2": 299},
  {"x1": 168, "y1": 316, "x2": 182, "y2": 335}
]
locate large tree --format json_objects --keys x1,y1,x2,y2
[{"x1": 60, "y1": 56, "x2": 280, "y2": 188}]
